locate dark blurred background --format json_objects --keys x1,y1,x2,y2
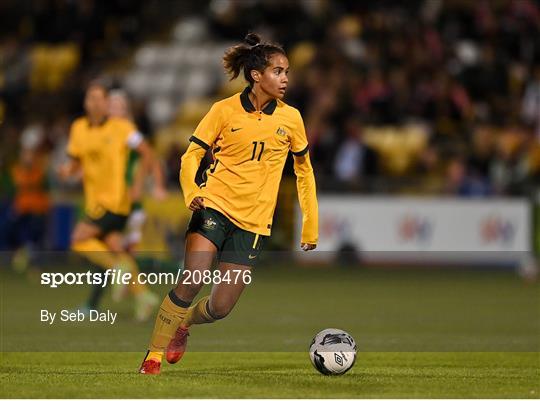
[{"x1": 0, "y1": 0, "x2": 539, "y2": 267}]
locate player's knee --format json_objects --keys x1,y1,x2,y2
[
  {"x1": 208, "y1": 302, "x2": 232, "y2": 320},
  {"x1": 103, "y1": 237, "x2": 124, "y2": 253},
  {"x1": 71, "y1": 227, "x2": 96, "y2": 245},
  {"x1": 70, "y1": 235, "x2": 86, "y2": 251}
]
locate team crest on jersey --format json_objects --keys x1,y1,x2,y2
[
  {"x1": 276, "y1": 126, "x2": 287, "y2": 136},
  {"x1": 202, "y1": 217, "x2": 217, "y2": 230}
]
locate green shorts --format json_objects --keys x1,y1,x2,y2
[
  {"x1": 86, "y1": 210, "x2": 128, "y2": 236},
  {"x1": 187, "y1": 208, "x2": 265, "y2": 267}
]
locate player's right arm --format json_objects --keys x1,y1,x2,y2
[
  {"x1": 180, "y1": 143, "x2": 207, "y2": 211},
  {"x1": 57, "y1": 158, "x2": 81, "y2": 180},
  {"x1": 58, "y1": 120, "x2": 83, "y2": 180},
  {"x1": 179, "y1": 103, "x2": 224, "y2": 211}
]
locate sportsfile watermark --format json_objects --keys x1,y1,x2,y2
[
  {"x1": 40, "y1": 268, "x2": 252, "y2": 288},
  {"x1": 1, "y1": 251, "x2": 538, "y2": 352}
]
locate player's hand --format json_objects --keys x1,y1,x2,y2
[
  {"x1": 57, "y1": 163, "x2": 72, "y2": 181},
  {"x1": 189, "y1": 196, "x2": 206, "y2": 211},
  {"x1": 152, "y1": 185, "x2": 168, "y2": 201},
  {"x1": 301, "y1": 243, "x2": 316, "y2": 251}
]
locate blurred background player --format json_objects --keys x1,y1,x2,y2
[
  {"x1": 58, "y1": 81, "x2": 160, "y2": 321},
  {"x1": 81, "y1": 88, "x2": 168, "y2": 309},
  {"x1": 109, "y1": 89, "x2": 167, "y2": 253},
  {"x1": 139, "y1": 33, "x2": 318, "y2": 374},
  {"x1": 9, "y1": 127, "x2": 50, "y2": 272}
]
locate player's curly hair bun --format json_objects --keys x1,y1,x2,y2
[
  {"x1": 223, "y1": 32, "x2": 285, "y2": 86},
  {"x1": 244, "y1": 32, "x2": 261, "y2": 47}
]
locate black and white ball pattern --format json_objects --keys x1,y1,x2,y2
[{"x1": 309, "y1": 328, "x2": 357, "y2": 375}]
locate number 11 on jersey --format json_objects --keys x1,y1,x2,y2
[{"x1": 251, "y1": 141, "x2": 265, "y2": 161}]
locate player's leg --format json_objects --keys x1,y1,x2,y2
[
  {"x1": 124, "y1": 206, "x2": 146, "y2": 253},
  {"x1": 72, "y1": 220, "x2": 101, "y2": 242},
  {"x1": 183, "y1": 261, "x2": 251, "y2": 326},
  {"x1": 182, "y1": 229, "x2": 263, "y2": 327},
  {"x1": 72, "y1": 212, "x2": 134, "y2": 311},
  {"x1": 164, "y1": 228, "x2": 263, "y2": 366},
  {"x1": 102, "y1": 231, "x2": 158, "y2": 322},
  {"x1": 70, "y1": 220, "x2": 118, "y2": 312},
  {"x1": 172, "y1": 232, "x2": 218, "y2": 302},
  {"x1": 164, "y1": 260, "x2": 251, "y2": 366},
  {"x1": 70, "y1": 221, "x2": 117, "y2": 267},
  {"x1": 140, "y1": 231, "x2": 218, "y2": 373},
  {"x1": 85, "y1": 268, "x2": 106, "y2": 311}
]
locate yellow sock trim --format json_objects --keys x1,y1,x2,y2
[
  {"x1": 148, "y1": 294, "x2": 189, "y2": 352},
  {"x1": 146, "y1": 351, "x2": 163, "y2": 363},
  {"x1": 182, "y1": 296, "x2": 215, "y2": 328}
]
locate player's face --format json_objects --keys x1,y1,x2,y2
[
  {"x1": 259, "y1": 53, "x2": 289, "y2": 99},
  {"x1": 84, "y1": 86, "x2": 109, "y2": 120},
  {"x1": 109, "y1": 95, "x2": 129, "y2": 118}
]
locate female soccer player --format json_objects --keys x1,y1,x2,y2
[
  {"x1": 139, "y1": 33, "x2": 318, "y2": 374},
  {"x1": 78, "y1": 89, "x2": 167, "y2": 311},
  {"x1": 59, "y1": 81, "x2": 161, "y2": 321}
]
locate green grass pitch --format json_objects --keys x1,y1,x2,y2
[
  {"x1": 1, "y1": 351, "x2": 538, "y2": 398},
  {"x1": 1, "y1": 264, "x2": 539, "y2": 398}
]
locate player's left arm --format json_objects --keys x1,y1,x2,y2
[
  {"x1": 128, "y1": 131, "x2": 167, "y2": 200},
  {"x1": 293, "y1": 152, "x2": 318, "y2": 250},
  {"x1": 291, "y1": 111, "x2": 318, "y2": 251}
]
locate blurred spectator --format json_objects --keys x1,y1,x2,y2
[
  {"x1": 445, "y1": 156, "x2": 492, "y2": 197},
  {"x1": 522, "y1": 66, "x2": 540, "y2": 140},
  {"x1": 334, "y1": 117, "x2": 379, "y2": 187},
  {"x1": 490, "y1": 125, "x2": 531, "y2": 195},
  {"x1": 1, "y1": 0, "x2": 539, "y2": 202},
  {"x1": 8, "y1": 130, "x2": 50, "y2": 270},
  {"x1": 467, "y1": 124, "x2": 495, "y2": 178},
  {"x1": 413, "y1": 142, "x2": 446, "y2": 193}
]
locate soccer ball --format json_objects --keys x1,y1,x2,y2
[{"x1": 309, "y1": 328, "x2": 357, "y2": 375}]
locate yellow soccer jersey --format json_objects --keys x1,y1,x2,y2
[
  {"x1": 181, "y1": 86, "x2": 318, "y2": 243},
  {"x1": 67, "y1": 117, "x2": 143, "y2": 218}
]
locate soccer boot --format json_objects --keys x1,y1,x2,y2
[
  {"x1": 166, "y1": 326, "x2": 189, "y2": 364},
  {"x1": 139, "y1": 358, "x2": 161, "y2": 375}
]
